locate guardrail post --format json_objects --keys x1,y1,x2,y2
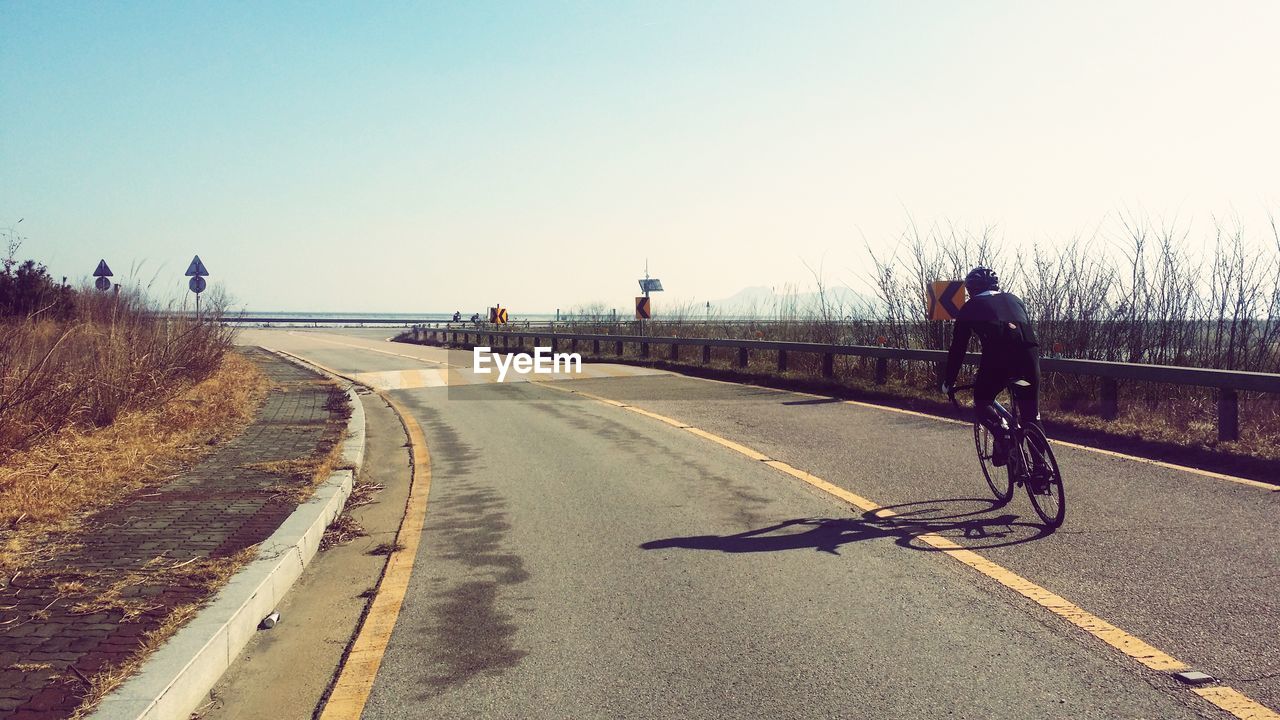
[
  {"x1": 503, "y1": 334, "x2": 510, "y2": 350},
  {"x1": 452, "y1": 331, "x2": 458, "y2": 344},
  {"x1": 670, "y1": 343, "x2": 679, "y2": 361},
  {"x1": 1218, "y1": 389, "x2": 1239, "y2": 442},
  {"x1": 551, "y1": 337, "x2": 559, "y2": 353},
  {"x1": 738, "y1": 347, "x2": 749, "y2": 368},
  {"x1": 873, "y1": 358, "x2": 887, "y2": 384},
  {"x1": 593, "y1": 339, "x2": 600, "y2": 354},
  {"x1": 1100, "y1": 378, "x2": 1118, "y2": 420},
  {"x1": 702, "y1": 345, "x2": 711, "y2": 364},
  {"x1": 641, "y1": 342, "x2": 650, "y2": 358},
  {"x1": 822, "y1": 353, "x2": 834, "y2": 378},
  {"x1": 615, "y1": 340, "x2": 624, "y2": 355},
  {"x1": 777, "y1": 349, "x2": 787, "y2": 373},
  {"x1": 571, "y1": 338, "x2": 579, "y2": 353}
]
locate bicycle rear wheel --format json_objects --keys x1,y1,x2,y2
[
  {"x1": 1020, "y1": 425, "x2": 1065, "y2": 528},
  {"x1": 974, "y1": 423, "x2": 1014, "y2": 502}
]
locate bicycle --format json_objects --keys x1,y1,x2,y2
[{"x1": 949, "y1": 381, "x2": 1066, "y2": 528}]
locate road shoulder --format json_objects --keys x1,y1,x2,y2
[{"x1": 196, "y1": 390, "x2": 412, "y2": 720}]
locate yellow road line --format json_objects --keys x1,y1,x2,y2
[
  {"x1": 685, "y1": 428, "x2": 771, "y2": 461},
  {"x1": 1047, "y1": 439, "x2": 1278, "y2": 491},
  {"x1": 762, "y1": 459, "x2": 882, "y2": 513},
  {"x1": 926, "y1": 542, "x2": 1186, "y2": 671},
  {"x1": 271, "y1": 349, "x2": 435, "y2": 720},
  {"x1": 320, "y1": 393, "x2": 432, "y2": 719},
  {"x1": 679, "y1": 372, "x2": 1273, "y2": 491},
  {"x1": 576, "y1": 391, "x2": 628, "y2": 408},
  {"x1": 624, "y1": 405, "x2": 691, "y2": 428},
  {"x1": 297, "y1": 332, "x2": 1272, "y2": 491},
  {"x1": 533, "y1": 381, "x2": 1277, "y2": 720},
  {"x1": 1194, "y1": 687, "x2": 1280, "y2": 719}
]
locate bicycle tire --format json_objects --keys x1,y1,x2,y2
[
  {"x1": 1020, "y1": 425, "x2": 1065, "y2": 528},
  {"x1": 973, "y1": 422, "x2": 1014, "y2": 502}
]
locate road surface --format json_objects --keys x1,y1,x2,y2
[{"x1": 241, "y1": 327, "x2": 1278, "y2": 720}]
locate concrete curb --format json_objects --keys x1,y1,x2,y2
[{"x1": 90, "y1": 352, "x2": 366, "y2": 720}]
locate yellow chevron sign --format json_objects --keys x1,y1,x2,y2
[{"x1": 927, "y1": 281, "x2": 966, "y2": 321}]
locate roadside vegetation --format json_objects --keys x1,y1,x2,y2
[
  {"x1": 0, "y1": 228, "x2": 258, "y2": 573},
  {"x1": 430, "y1": 214, "x2": 1280, "y2": 468}
]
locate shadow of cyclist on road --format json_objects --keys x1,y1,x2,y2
[{"x1": 640, "y1": 497, "x2": 1052, "y2": 556}]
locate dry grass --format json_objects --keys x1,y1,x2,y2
[
  {"x1": 321, "y1": 513, "x2": 368, "y2": 550},
  {"x1": 346, "y1": 480, "x2": 385, "y2": 509},
  {"x1": 368, "y1": 542, "x2": 404, "y2": 556},
  {"x1": 6, "y1": 661, "x2": 54, "y2": 672},
  {"x1": 245, "y1": 429, "x2": 349, "y2": 504},
  {"x1": 65, "y1": 552, "x2": 253, "y2": 621},
  {"x1": 319, "y1": 478, "x2": 384, "y2": 551},
  {"x1": 0, "y1": 352, "x2": 269, "y2": 576},
  {"x1": 318, "y1": 474, "x2": 381, "y2": 545},
  {"x1": 69, "y1": 547, "x2": 256, "y2": 718},
  {"x1": 0, "y1": 288, "x2": 236, "y2": 454},
  {"x1": 244, "y1": 458, "x2": 323, "y2": 481}
]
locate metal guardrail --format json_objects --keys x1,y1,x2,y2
[
  {"x1": 412, "y1": 325, "x2": 1280, "y2": 443},
  {"x1": 225, "y1": 316, "x2": 442, "y2": 325}
]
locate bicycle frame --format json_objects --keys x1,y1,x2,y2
[
  {"x1": 949, "y1": 383, "x2": 1022, "y2": 434},
  {"x1": 949, "y1": 380, "x2": 1066, "y2": 527}
]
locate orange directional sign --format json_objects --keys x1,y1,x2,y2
[
  {"x1": 488, "y1": 306, "x2": 508, "y2": 324},
  {"x1": 926, "y1": 281, "x2": 966, "y2": 320},
  {"x1": 635, "y1": 296, "x2": 651, "y2": 320}
]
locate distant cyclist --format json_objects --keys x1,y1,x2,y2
[{"x1": 942, "y1": 267, "x2": 1042, "y2": 467}]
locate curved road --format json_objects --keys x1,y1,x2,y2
[{"x1": 244, "y1": 328, "x2": 1278, "y2": 720}]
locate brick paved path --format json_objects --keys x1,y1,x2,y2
[{"x1": 0, "y1": 350, "x2": 348, "y2": 719}]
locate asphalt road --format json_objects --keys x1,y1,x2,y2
[{"x1": 243, "y1": 328, "x2": 1277, "y2": 719}]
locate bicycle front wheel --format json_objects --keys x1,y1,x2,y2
[
  {"x1": 974, "y1": 423, "x2": 1014, "y2": 503},
  {"x1": 1020, "y1": 425, "x2": 1065, "y2": 528}
]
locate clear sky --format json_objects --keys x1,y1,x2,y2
[{"x1": 3, "y1": 1, "x2": 1278, "y2": 312}]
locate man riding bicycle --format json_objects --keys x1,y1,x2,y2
[{"x1": 941, "y1": 266, "x2": 1042, "y2": 467}]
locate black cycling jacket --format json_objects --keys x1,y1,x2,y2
[{"x1": 944, "y1": 291, "x2": 1039, "y2": 386}]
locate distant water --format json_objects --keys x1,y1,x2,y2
[{"x1": 232, "y1": 311, "x2": 558, "y2": 324}]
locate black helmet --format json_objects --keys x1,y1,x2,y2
[{"x1": 964, "y1": 266, "x2": 999, "y2": 295}]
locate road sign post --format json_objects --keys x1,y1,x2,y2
[
  {"x1": 636, "y1": 265, "x2": 663, "y2": 335},
  {"x1": 92, "y1": 260, "x2": 113, "y2": 292},
  {"x1": 185, "y1": 255, "x2": 210, "y2": 317},
  {"x1": 926, "y1": 280, "x2": 967, "y2": 384}
]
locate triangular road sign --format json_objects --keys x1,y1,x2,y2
[
  {"x1": 185, "y1": 255, "x2": 209, "y2": 277},
  {"x1": 93, "y1": 259, "x2": 113, "y2": 278}
]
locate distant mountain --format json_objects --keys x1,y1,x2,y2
[{"x1": 711, "y1": 286, "x2": 878, "y2": 317}]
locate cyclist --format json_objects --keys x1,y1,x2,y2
[{"x1": 941, "y1": 267, "x2": 1042, "y2": 467}]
